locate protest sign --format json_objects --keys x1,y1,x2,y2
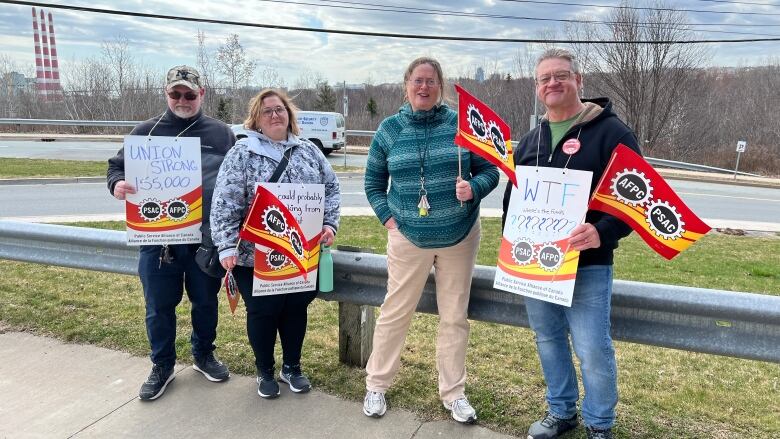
[{"x1": 123, "y1": 135, "x2": 202, "y2": 245}]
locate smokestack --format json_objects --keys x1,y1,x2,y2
[
  {"x1": 31, "y1": 7, "x2": 47, "y2": 98},
  {"x1": 47, "y1": 11, "x2": 63, "y2": 99},
  {"x1": 39, "y1": 9, "x2": 53, "y2": 98}
]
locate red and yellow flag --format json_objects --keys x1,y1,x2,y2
[
  {"x1": 589, "y1": 144, "x2": 711, "y2": 260},
  {"x1": 239, "y1": 185, "x2": 311, "y2": 279},
  {"x1": 453, "y1": 84, "x2": 517, "y2": 187}
]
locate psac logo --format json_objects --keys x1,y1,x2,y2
[
  {"x1": 467, "y1": 104, "x2": 508, "y2": 160},
  {"x1": 139, "y1": 198, "x2": 189, "y2": 222},
  {"x1": 610, "y1": 168, "x2": 684, "y2": 240},
  {"x1": 511, "y1": 239, "x2": 564, "y2": 272}
]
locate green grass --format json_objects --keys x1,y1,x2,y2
[
  {"x1": 1, "y1": 218, "x2": 779, "y2": 438},
  {"x1": 0, "y1": 158, "x2": 107, "y2": 178}
]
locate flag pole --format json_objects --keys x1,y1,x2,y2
[{"x1": 458, "y1": 146, "x2": 463, "y2": 207}]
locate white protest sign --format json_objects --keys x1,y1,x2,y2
[
  {"x1": 252, "y1": 182, "x2": 325, "y2": 296},
  {"x1": 123, "y1": 135, "x2": 202, "y2": 245},
  {"x1": 494, "y1": 166, "x2": 592, "y2": 306}
]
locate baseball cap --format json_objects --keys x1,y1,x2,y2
[{"x1": 166, "y1": 65, "x2": 202, "y2": 91}]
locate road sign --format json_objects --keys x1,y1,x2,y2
[{"x1": 736, "y1": 140, "x2": 746, "y2": 153}]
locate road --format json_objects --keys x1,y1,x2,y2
[
  {"x1": 2, "y1": 176, "x2": 779, "y2": 230},
  {"x1": 0, "y1": 140, "x2": 370, "y2": 167}
]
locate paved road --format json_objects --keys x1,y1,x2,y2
[
  {"x1": 1, "y1": 176, "x2": 779, "y2": 230},
  {"x1": 0, "y1": 139, "x2": 370, "y2": 167}
]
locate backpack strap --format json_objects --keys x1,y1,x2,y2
[{"x1": 268, "y1": 145, "x2": 296, "y2": 183}]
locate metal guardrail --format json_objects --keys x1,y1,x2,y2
[{"x1": 1, "y1": 220, "x2": 777, "y2": 363}]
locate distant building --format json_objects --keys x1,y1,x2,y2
[
  {"x1": 475, "y1": 67, "x2": 485, "y2": 83},
  {"x1": 1, "y1": 72, "x2": 37, "y2": 97}
]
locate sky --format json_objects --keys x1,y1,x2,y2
[{"x1": 1, "y1": 0, "x2": 780, "y2": 86}]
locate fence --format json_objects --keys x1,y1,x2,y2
[{"x1": 0, "y1": 220, "x2": 777, "y2": 365}]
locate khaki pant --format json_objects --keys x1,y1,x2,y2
[{"x1": 365, "y1": 222, "x2": 480, "y2": 403}]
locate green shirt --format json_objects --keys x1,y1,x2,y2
[{"x1": 549, "y1": 112, "x2": 581, "y2": 152}]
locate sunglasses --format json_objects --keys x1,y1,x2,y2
[{"x1": 167, "y1": 90, "x2": 199, "y2": 101}]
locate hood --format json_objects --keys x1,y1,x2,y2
[{"x1": 238, "y1": 129, "x2": 306, "y2": 162}]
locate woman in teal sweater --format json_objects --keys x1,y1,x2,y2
[{"x1": 362, "y1": 57, "x2": 499, "y2": 424}]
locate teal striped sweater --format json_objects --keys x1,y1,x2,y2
[{"x1": 364, "y1": 103, "x2": 499, "y2": 248}]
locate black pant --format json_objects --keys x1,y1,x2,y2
[
  {"x1": 138, "y1": 244, "x2": 221, "y2": 367},
  {"x1": 232, "y1": 265, "x2": 317, "y2": 374}
]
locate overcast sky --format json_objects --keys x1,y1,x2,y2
[{"x1": 2, "y1": 0, "x2": 780, "y2": 86}]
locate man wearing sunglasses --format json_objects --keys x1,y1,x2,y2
[{"x1": 107, "y1": 65, "x2": 236, "y2": 401}]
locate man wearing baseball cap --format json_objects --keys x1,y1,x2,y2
[{"x1": 107, "y1": 65, "x2": 236, "y2": 400}]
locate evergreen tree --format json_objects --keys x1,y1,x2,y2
[
  {"x1": 314, "y1": 82, "x2": 337, "y2": 112},
  {"x1": 366, "y1": 97, "x2": 378, "y2": 119},
  {"x1": 216, "y1": 97, "x2": 232, "y2": 123}
]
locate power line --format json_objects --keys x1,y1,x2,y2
[
  {"x1": 3, "y1": 0, "x2": 780, "y2": 44},
  {"x1": 693, "y1": 0, "x2": 780, "y2": 6},
  {"x1": 496, "y1": 0, "x2": 780, "y2": 15},
  {"x1": 277, "y1": 0, "x2": 780, "y2": 28}
]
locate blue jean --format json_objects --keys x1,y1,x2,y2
[
  {"x1": 138, "y1": 244, "x2": 221, "y2": 368},
  {"x1": 524, "y1": 265, "x2": 617, "y2": 430}
]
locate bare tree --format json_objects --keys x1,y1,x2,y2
[
  {"x1": 215, "y1": 34, "x2": 256, "y2": 121},
  {"x1": 567, "y1": 1, "x2": 709, "y2": 155}
]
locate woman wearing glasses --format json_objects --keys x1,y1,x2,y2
[
  {"x1": 361, "y1": 57, "x2": 499, "y2": 423},
  {"x1": 211, "y1": 88, "x2": 340, "y2": 399}
]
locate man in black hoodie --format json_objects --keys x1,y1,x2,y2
[
  {"x1": 502, "y1": 49, "x2": 641, "y2": 439},
  {"x1": 107, "y1": 65, "x2": 236, "y2": 401}
]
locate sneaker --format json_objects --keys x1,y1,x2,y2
[
  {"x1": 527, "y1": 412, "x2": 578, "y2": 439},
  {"x1": 279, "y1": 364, "x2": 311, "y2": 393},
  {"x1": 363, "y1": 391, "x2": 387, "y2": 418},
  {"x1": 586, "y1": 427, "x2": 614, "y2": 439},
  {"x1": 138, "y1": 364, "x2": 174, "y2": 401},
  {"x1": 257, "y1": 371, "x2": 280, "y2": 399},
  {"x1": 193, "y1": 353, "x2": 230, "y2": 382},
  {"x1": 443, "y1": 397, "x2": 477, "y2": 424}
]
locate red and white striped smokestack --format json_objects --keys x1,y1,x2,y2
[
  {"x1": 47, "y1": 11, "x2": 63, "y2": 98},
  {"x1": 39, "y1": 9, "x2": 53, "y2": 96},
  {"x1": 31, "y1": 7, "x2": 47, "y2": 98}
]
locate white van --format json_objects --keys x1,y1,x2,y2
[{"x1": 296, "y1": 111, "x2": 345, "y2": 156}]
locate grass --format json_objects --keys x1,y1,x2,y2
[
  {"x1": 0, "y1": 158, "x2": 107, "y2": 178},
  {"x1": 1, "y1": 218, "x2": 779, "y2": 438}
]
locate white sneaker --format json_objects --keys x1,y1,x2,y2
[
  {"x1": 443, "y1": 397, "x2": 477, "y2": 424},
  {"x1": 363, "y1": 391, "x2": 387, "y2": 418}
]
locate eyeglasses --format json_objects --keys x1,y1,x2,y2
[
  {"x1": 408, "y1": 78, "x2": 439, "y2": 88},
  {"x1": 167, "y1": 90, "x2": 199, "y2": 101},
  {"x1": 261, "y1": 106, "x2": 287, "y2": 118},
  {"x1": 536, "y1": 70, "x2": 575, "y2": 85}
]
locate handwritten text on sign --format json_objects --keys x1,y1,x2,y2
[
  {"x1": 123, "y1": 135, "x2": 202, "y2": 246},
  {"x1": 494, "y1": 166, "x2": 592, "y2": 306}
]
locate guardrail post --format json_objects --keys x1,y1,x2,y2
[{"x1": 338, "y1": 302, "x2": 374, "y2": 367}]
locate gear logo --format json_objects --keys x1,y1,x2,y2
[
  {"x1": 266, "y1": 250, "x2": 289, "y2": 270},
  {"x1": 165, "y1": 198, "x2": 189, "y2": 221},
  {"x1": 537, "y1": 243, "x2": 564, "y2": 272},
  {"x1": 262, "y1": 206, "x2": 287, "y2": 237},
  {"x1": 645, "y1": 200, "x2": 684, "y2": 240},
  {"x1": 511, "y1": 238, "x2": 535, "y2": 266},
  {"x1": 487, "y1": 120, "x2": 508, "y2": 160},
  {"x1": 289, "y1": 229, "x2": 305, "y2": 260},
  {"x1": 466, "y1": 104, "x2": 488, "y2": 141},
  {"x1": 139, "y1": 198, "x2": 163, "y2": 222},
  {"x1": 611, "y1": 169, "x2": 653, "y2": 207}
]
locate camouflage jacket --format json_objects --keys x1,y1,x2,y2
[{"x1": 211, "y1": 129, "x2": 341, "y2": 267}]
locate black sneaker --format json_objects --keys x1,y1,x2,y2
[
  {"x1": 279, "y1": 364, "x2": 311, "y2": 393},
  {"x1": 193, "y1": 352, "x2": 230, "y2": 382},
  {"x1": 257, "y1": 370, "x2": 280, "y2": 399},
  {"x1": 138, "y1": 364, "x2": 174, "y2": 401},
  {"x1": 527, "y1": 412, "x2": 578, "y2": 439},
  {"x1": 586, "y1": 427, "x2": 614, "y2": 439}
]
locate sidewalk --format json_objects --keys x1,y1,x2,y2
[{"x1": 0, "y1": 331, "x2": 517, "y2": 439}]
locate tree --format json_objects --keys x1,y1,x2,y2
[
  {"x1": 366, "y1": 97, "x2": 378, "y2": 120},
  {"x1": 566, "y1": 0, "x2": 708, "y2": 155},
  {"x1": 215, "y1": 34, "x2": 255, "y2": 121},
  {"x1": 216, "y1": 97, "x2": 232, "y2": 123},
  {"x1": 314, "y1": 81, "x2": 336, "y2": 112}
]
